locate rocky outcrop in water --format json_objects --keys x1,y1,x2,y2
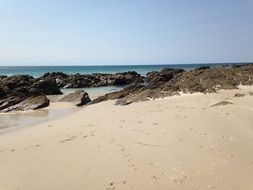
[
  {"x1": 0, "y1": 75, "x2": 62, "y2": 112},
  {"x1": 0, "y1": 71, "x2": 143, "y2": 112},
  {"x1": 40, "y1": 71, "x2": 144, "y2": 88},
  {"x1": 91, "y1": 64, "x2": 253, "y2": 105}
]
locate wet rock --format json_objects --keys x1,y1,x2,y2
[{"x1": 59, "y1": 90, "x2": 91, "y2": 106}]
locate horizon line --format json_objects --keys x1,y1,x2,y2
[{"x1": 0, "y1": 61, "x2": 252, "y2": 67}]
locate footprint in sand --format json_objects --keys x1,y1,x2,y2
[
  {"x1": 221, "y1": 135, "x2": 235, "y2": 142},
  {"x1": 60, "y1": 139, "x2": 75, "y2": 143},
  {"x1": 132, "y1": 129, "x2": 144, "y2": 133},
  {"x1": 151, "y1": 175, "x2": 159, "y2": 182},
  {"x1": 162, "y1": 130, "x2": 167, "y2": 135},
  {"x1": 171, "y1": 173, "x2": 189, "y2": 185},
  {"x1": 105, "y1": 182, "x2": 115, "y2": 190},
  {"x1": 60, "y1": 136, "x2": 77, "y2": 143},
  {"x1": 222, "y1": 159, "x2": 229, "y2": 165},
  {"x1": 110, "y1": 138, "x2": 137, "y2": 171},
  {"x1": 211, "y1": 101, "x2": 233, "y2": 107},
  {"x1": 90, "y1": 130, "x2": 96, "y2": 136},
  {"x1": 173, "y1": 114, "x2": 181, "y2": 120},
  {"x1": 83, "y1": 124, "x2": 95, "y2": 128},
  {"x1": 134, "y1": 141, "x2": 163, "y2": 147},
  {"x1": 105, "y1": 180, "x2": 127, "y2": 190},
  {"x1": 207, "y1": 184, "x2": 214, "y2": 189}
]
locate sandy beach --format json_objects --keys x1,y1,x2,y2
[{"x1": 0, "y1": 86, "x2": 253, "y2": 190}]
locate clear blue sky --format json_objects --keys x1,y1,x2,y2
[{"x1": 0, "y1": 0, "x2": 253, "y2": 65}]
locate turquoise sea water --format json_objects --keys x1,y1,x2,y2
[
  {"x1": 0, "y1": 63, "x2": 240, "y2": 77},
  {"x1": 60, "y1": 86, "x2": 125, "y2": 99}
]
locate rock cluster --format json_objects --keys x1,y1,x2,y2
[
  {"x1": 91, "y1": 64, "x2": 253, "y2": 105},
  {"x1": 1, "y1": 64, "x2": 253, "y2": 111},
  {"x1": 0, "y1": 71, "x2": 142, "y2": 112},
  {"x1": 40, "y1": 71, "x2": 144, "y2": 88},
  {"x1": 0, "y1": 75, "x2": 62, "y2": 112}
]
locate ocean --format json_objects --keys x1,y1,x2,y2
[{"x1": 0, "y1": 63, "x2": 236, "y2": 77}]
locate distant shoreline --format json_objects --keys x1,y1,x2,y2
[
  {"x1": 0, "y1": 62, "x2": 252, "y2": 67},
  {"x1": 0, "y1": 62, "x2": 252, "y2": 77}
]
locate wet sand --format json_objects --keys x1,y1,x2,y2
[
  {"x1": 0, "y1": 102, "x2": 77, "y2": 135},
  {"x1": 0, "y1": 86, "x2": 253, "y2": 190}
]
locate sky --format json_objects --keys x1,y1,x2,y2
[{"x1": 0, "y1": 0, "x2": 253, "y2": 66}]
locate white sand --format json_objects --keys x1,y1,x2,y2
[{"x1": 0, "y1": 86, "x2": 253, "y2": 190}]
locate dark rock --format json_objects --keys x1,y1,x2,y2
[
  {"x1": 39, "y1": 71, "x2": 144, "y2": 88},
  {"x1": 0, "y1": 96, "x2": 26, "y2": 111},
  {"x1": 90, "y1": 83, "x2": 144, "y2": 104},
  {"x1": 0, "y1": 75, "x2": 7, "y2": 80},
  {"x1": 91, "y1": 64, "x2": 253, "y2": 105},
  {"x1": 0, "y1": 86, "x2": 7, "y2": 99},
  {"x1": 43, "y1": 72, "x2": 68, "y2": 78},
  {"x1": 1, "y1": 96, "x2": 49, "y2": 112},
  {"x1": 0, "y1": 75, "x2": 61, "y2": 112},
  {"x1": 146, "y1": 68, "x2": 184, "y2": 83},
  {"x1": 59, "y1": 90, "x2": 91, "y2": 106},
  {"x1": 29, "y1": 79, "x2": 63, "y2": 95},
  {"x1": 195, "y1": 66, "x2": 210, "y2": 70}
]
